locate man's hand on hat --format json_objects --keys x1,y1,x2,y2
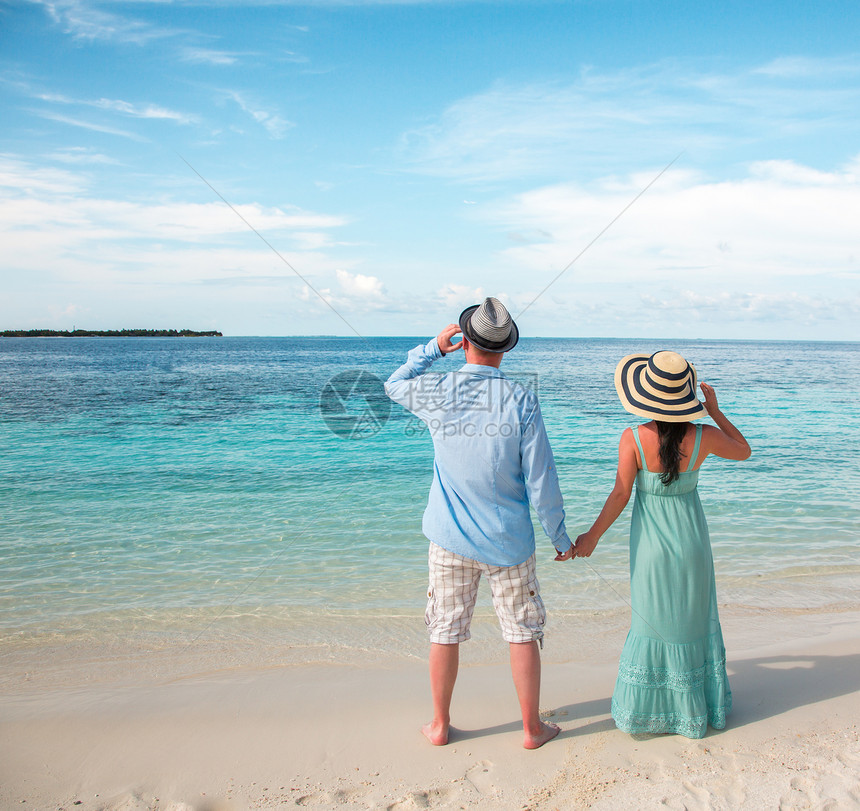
[{"x1": 437, "y1": 324, "x2": 464, "y2": 355}]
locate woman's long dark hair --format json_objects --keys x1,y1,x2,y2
[{"x1": 655, "y1": 421, "x2": 688, "y2": 485}]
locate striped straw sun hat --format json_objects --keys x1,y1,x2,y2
[
  {"x1": 459, "y1": 297, "x2": 519, "y2": 353},
  {"x1": 614, "y1": 351, "x2": 707, "y2": 422}
]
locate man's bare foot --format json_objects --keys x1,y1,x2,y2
[
  {"x1": 523, "y1": 720, "x2": 561, "y2": 749},
  {"x1": 422, "y1": 720, "x2": 449, "y2": 746}
]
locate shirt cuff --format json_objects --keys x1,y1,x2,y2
[
  {"x1": 553, "y1": 535, "x2": 573, "y2": 554},
  {"x1": 429, "y1": 337, "x2": 445, "y2": 358}
]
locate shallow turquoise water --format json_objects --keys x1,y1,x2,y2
[{"x1": 1, "y1": 337, "x2": 858, "y2": 645}]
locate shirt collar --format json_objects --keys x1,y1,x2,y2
[{"x1": 458, "y1": 363, "x2": 506, "y2": 378}]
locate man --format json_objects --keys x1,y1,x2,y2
[{"x1": 385, "y1": 297, "x2": 573, "y2": 749}]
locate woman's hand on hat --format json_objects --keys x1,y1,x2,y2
[
  {"x1": 437, "y1": 324, "x2": 464, "y2": 354},
  {"x1": 700, "y1": 382, "x2": 719, "y2": 417}
]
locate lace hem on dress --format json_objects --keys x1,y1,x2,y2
[
  {"x1": 617, "y1": 654, "x2": 728, "y2": 692},
  {"x1": 611, "y1": 630, "x2": 732, "y2": 739},
  {"x1": 610, "y1": 697, "x2": 731, "y2": 739}
]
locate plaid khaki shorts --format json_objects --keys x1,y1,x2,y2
[{"x1": 425, "y1": 542, "x2": 546, "y2": 645}]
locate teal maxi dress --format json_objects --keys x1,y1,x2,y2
[{"x1": 610, "y1": 424, "x2": 732, "y2": 738}]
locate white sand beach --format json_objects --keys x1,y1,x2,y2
[{"x1": 2, "y1": 607, "x2": 858, "y2": 811}]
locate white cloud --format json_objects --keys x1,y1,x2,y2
[
  {"x1": 396, "y1": 67, "x2": 712, "y2": 181},
  {"x1": 45, "y1": 147, "x2": 120, "y2": 165},
  {"x1": 335, "y1": 269, "x2": 385, "y2": 299},
  {"x1": 0, "y1": 196, "x2": 346, "y2": 250},
  {"x1": 226, "y1": 91, "x2": 294, "y2": 139},
  {"x1": 6, "y1": 148, "x2": 849, "y2": 337},
  {"x1": 92, "y1": 98, "x2": 196, "y2": 124},
  {"x1": 639, "y1": 290, "x2": 860, "y2": 325},
  {"x1": 483, "y1": 158, "x2": 860, "y2": 291},
  {"x1": 437, "y1": 284, "x2": 484, "y2": 310},
  {"x1": 396, "y1": 57, "x2": 860, "y2": 183},
  {"x1": 36, "y1": 90, "x2": 196, "y2": 125},
  {"x1": 295, "y1": 269, "x2": 390, "y2": 329},
  {"x1": 0, "y1": 154, "x2": 87, "y2": 194},
  {"x1": 180, "y1": 47, "x2": 242, "y2": 66},
  {"x1": 753, "y1": 56, "x2": 860, "y2": 80},
  {"x1": 59, "y1": 303, "x2": 85, "y2": 320},
  {"x1": 747, "y1": 159, "x2": 850, "y2": 186},
  {"x1": 32, "y1": 110, "x2": 147, "y2": 140},
  {"x1": 0, "y1": 157, "x2": 350, "y2": 301},
  {"x1": 37, "y1": 0, "x2": 179, "y2": 45}
]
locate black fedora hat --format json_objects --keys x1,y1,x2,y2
[{"x1": 458, "y1": 297, "x2": 519, "y2": 353}]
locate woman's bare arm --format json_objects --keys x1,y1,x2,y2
[
  {"x1": 700, "y1": 382, "x2": 751, "y2": 461},
  {"x1": 572, "y1": 428, "x2": 639, "y2": 558}
]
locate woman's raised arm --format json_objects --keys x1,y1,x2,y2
[{"x1": 699, "y1": 382, "x2": 751, "y2": 461}]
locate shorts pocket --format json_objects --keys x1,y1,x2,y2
[
  {"x1": 424, "y1": 585, "x2": 436, "y2": 630},
  {"x1": 525, "y1": 581, "x2": 546, "y2": 630}
]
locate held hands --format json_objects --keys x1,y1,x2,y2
[
  {"x1": 437, "y1": 324, "x2": 464, "y2": 354},
  {"x1": 554, "y1": 545, "x2": 575, "y2": 561},
  {"x1": 572, "y1": 530, "x2": 600, "y2": 558}
]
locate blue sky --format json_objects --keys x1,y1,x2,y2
[{"x1": 2, "y1": 0, "x2": 859, "y2": 339}]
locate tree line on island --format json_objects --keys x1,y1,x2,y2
[{"x1": 1, "y1": 329, "x2": 223, "y2": 338}]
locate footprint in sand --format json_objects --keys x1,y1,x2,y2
[
  {"x1": 296, "y1": 787, "x2": 372, "y2": 806},
  {"x1": 97, "y1": 792, "x2": 196, "y2": 811},
  {"x1": 680, "y1": 779, "x2": 711, "y2": 806},
  {"x1": 465, "y1": 760, "x2": 496, "y2": 795},
  {"x1": 779, "y1": 775, "x2": 819, "y2": 810},
  {"x1": 386, "y1": 790, "x2": 429, "y2": 810},
  {"x1": 698, "y1": 745, "x2": 749, "y2": 807},
  {"x1": 387, "y1": 788, "x2": 451, "y2": 809},
  {"x1": 295, "y1": 790, "x2": 331, "y2": 806}
]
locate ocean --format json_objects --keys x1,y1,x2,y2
[{"x1": 1, "y1": 337, "x2": 858, "y2": 667}]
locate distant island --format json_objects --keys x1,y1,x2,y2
[{"x1": 1, "y1": 329, "x2": 223, "y2": 338}]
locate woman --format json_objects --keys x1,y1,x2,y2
[{"x1": 573, "y1": 350, "x2": 751, "y2": 738}]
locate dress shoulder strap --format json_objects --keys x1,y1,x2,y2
[
  {"x1": 685, "y1": 423, "x2": 703, "y2": 472},
  {"x1": 632, "y1": 425, "x2": 648, "y2": 472}
]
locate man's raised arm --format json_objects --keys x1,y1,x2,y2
[{"x1": 384, "y1": 324, "x2": 463, "y2": 408}]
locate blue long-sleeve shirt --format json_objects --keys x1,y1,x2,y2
[{"x1": 385, "y1": 338, "x2": 572, "y2": 566}]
